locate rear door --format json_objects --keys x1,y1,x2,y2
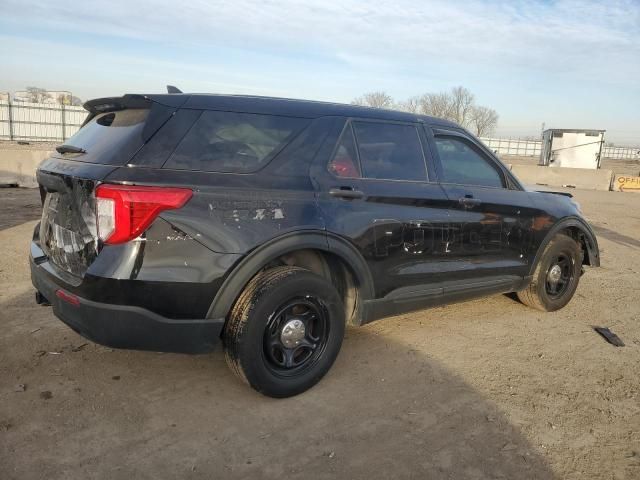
[
  {"x1": 312, "y1": 118, "x2": 451, "y2": 301},
  {"x1": 425, "y1": 126, "x2": 534, "y2": 291}
]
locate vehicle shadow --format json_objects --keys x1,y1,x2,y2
[
  {"x1": 1, "y1": 291, "x2": 555, "y2": 480},
  {"x1": 591, "y1": 223, "x2": 640, "y2": 249}
]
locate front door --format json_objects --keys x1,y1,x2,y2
[{"x1": 426, "y1": 127, "x2": 535, "y2": 293}]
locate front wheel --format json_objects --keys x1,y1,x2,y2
[
  {"x1": 223, "y1": 266, "x2": 345, "y2": 398},
  {"x1": 517, "y1": 233, "x2": 583, "y2": 312}
]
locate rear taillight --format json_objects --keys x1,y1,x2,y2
[{"x1": 95, "y1": 184, "x2": 192, "y2": 245}]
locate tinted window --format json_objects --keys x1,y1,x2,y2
[
  {"x1": 328, "y1": 124, "x2": 361, "y2": 178},
  {"x1": 274, "y1": 119, "x2": 332, "y2": 177},
  {"x1": 352, "y1": 122, "x2": 427, "y2": 181},
  {"x1": 132, "y1": 109, "x2": 201, "y2": 167},
  {"x1": 60, "y1": 109, "x2": 149, "y2": 165},
  {"x1": 164, "y1": 111, "x2": 308, "y2": 173},
  {"x1": 434, "y1": 136, "x2": 504, "y2": 188}
]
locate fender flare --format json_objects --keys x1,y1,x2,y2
[
  {"x1": 206, "y1": 230, "x2": 375, "y2": 321},
  {"x1": 529, "y1": 216, "x2": 600, "y2": 276}
]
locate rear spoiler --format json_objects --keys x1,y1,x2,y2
[
  {"x1": 81, "y1": 93, "x2": 191, "y2": 131},
  {"x1": 83, "y1": 93, "x2": 189, "y2": 114},
  {"x1": 83, "y1": 95, "x2": 150, "y2": 115}
]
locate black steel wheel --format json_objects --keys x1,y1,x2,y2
[
  {"x1": 544, "y1": 253, "x2": 574, "y2": 300},
  {"x1": 517, "y1": 233, "x2": 583, "y2": 312},
  {"x1": 223, "y1": 266, "x2": 345, "y2": 398},
  {"x1": 263, "y1": 297, "x2": 330, "y2": 375}
]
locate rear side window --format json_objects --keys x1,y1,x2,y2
[
  {"x1": 352, "y1": 122, "x2": 427, "y2": 181},
  {"x1": 434, "y1": 136, "x2": 504, "y2": 188},
  {"x1": 164, "y1": 111, "x2": 309, "y2": 173}
]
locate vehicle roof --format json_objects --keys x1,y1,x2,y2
[{"x1": 87, "y1": 93, "x2": 460, "y2": 128}]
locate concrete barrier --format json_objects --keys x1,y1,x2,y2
[
  {"x1": 0, "y1": 149, "x2": 52, "y2": 188},
  {"x1": 510, "y1": 164, "x2": 614, "y2": 191}
]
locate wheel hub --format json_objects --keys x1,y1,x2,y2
[
  {"x1": 547, "y1": 264, "x2": 562, "y2": 283},
  {"x1": 264, "y1": 297, "x2": 329, "y2": 374},
  {"x1": 280, "y1": 319, "x2": 306, "y2": 348}
]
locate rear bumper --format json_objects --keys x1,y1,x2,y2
[{"x1": 30, "y1": 255, "x2": 224, "y2": 354}]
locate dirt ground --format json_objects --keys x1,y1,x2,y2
[
  {"x1": 0, "y1": 188, "x2": 42, "y2": 230},
  {"x1": 1, "y1": 187, "x2": 639, "y2": 480}
]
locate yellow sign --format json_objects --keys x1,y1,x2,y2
[{"x1": 614, "y1": 175, "x2": 640, "y2": 192}]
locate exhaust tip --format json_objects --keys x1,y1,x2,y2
[{"x1": 35, "y1": 291, "x2": 51, "y2": 306}]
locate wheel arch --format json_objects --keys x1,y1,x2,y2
[
  {"x1": 529, "y1": 216, "x2": 600, "y2": 276},
  {"x1": 207, "y1": 230, "x2": 375, "y2": 326}
]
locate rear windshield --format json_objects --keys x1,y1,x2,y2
[
  {"x1": 60, "y1": 109, "x2": 149, "y2": 165},
  {"x1": 163, "y1": 111, "x2": 309, "y2": 173}
]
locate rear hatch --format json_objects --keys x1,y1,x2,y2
[
  {"x1": 38, "y1": 172, "x2": 100, "y2": 277},
  {"x1": 36, "y1": 94, "x2": 183, "y2": 277}
]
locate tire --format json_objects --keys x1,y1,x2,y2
[
  {"x1": 517, "y1": 233, "x2": 583, "y2": 312},
  {"x1": 223, "y1": 266, "x2": 345, "y2": 398}
]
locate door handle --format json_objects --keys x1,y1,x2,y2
[
  {"x1": 329, "y1": 187, "x2": 365, "y2": 200},
  {"x1": 458, "y1": 196, "x2": 482, "y2": 207}
]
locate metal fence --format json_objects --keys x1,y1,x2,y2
[
  {"x1": 479, "y1": 137, "x2": 542, "y2": 157},
  {"x1": 0, "y1": 101, "x2": 86, "y2": 142},
  {"x1": 1, "y1": 100, "x2": 638, "y2": 160},
  {"x1": 480, "y1": 136, "x2": 640, "y2": 160},
  {"x1": 602, "y1": 145, "x2": 640, "y2": 160}
]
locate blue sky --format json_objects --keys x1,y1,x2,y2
[{"x1": 1, "y1": 0, "x2": 639, "y2": 144}]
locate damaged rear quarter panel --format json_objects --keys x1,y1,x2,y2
[
  {"x1": 88, "y1": 218, "x2": 240, "y2": 283},
  {"x1": 162, "y1": 180, "x2": 324, "y2": 254},
  {"x1": 81, "y1": 218, "x2": 241, "y2": 318},
  {"x1": 104, "y1": 165, "x2": 327, "y2": 257}
]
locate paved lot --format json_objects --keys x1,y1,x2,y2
[{"x1": 1, "y1": 187, "x2": 639, "y2": 479}]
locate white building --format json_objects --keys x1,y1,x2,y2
[{"x1": 539, "y1": 129, "x2": 605, "y2": 169}]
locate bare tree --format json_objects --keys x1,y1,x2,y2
[
  {"x1": 449, "y1": 86, "x2": 475, "y2": 127},
  {"x1": 54, "y1": 92, "x2": 82, "y2": 106},
  {"x1": 397, "y1": 95, "x2": 420, "y2": 113},
  {"x1": 417, "y1": 92, "x2": 454, "y2": 120},
  {"x1": 351, "y1": 91, "x2": 394, "y2": 109},
  {"x1": 353, "y1": 86, "x2": 500, "y2": 134},
  {"x1": 24, "y1": 86, "x2": 52, "y2": 103},
  {"x1": 469, "y1": 106, "x2": 498, "y2": 137},
  {"x1": 57, "y1": 93, "x2": 71, "y2": 105}
]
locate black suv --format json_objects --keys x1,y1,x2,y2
[{"x1": 30, "y1": 93, "x2": 600, "y2": 397}]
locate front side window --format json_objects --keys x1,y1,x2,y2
[
  {"x1": 352, "y1": 122, "x2": 427, "y2": 181},
  {"x1": 434, "y1": 136, "x2": 504, "y2": 188},
  {"x1": 164, "y1": 111, "x2": 308, "y2": 172}
]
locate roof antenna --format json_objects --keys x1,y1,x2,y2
[{"x1": 166, "y1": 85, "x2": 183, "y2": 94}]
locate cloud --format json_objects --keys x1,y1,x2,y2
[
  {"x1": 1, "y1": 0, "x2": 638, "y2": 142},
  {"x1": 3, "y1": 0, "x2": 639, "y2": 85}
]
